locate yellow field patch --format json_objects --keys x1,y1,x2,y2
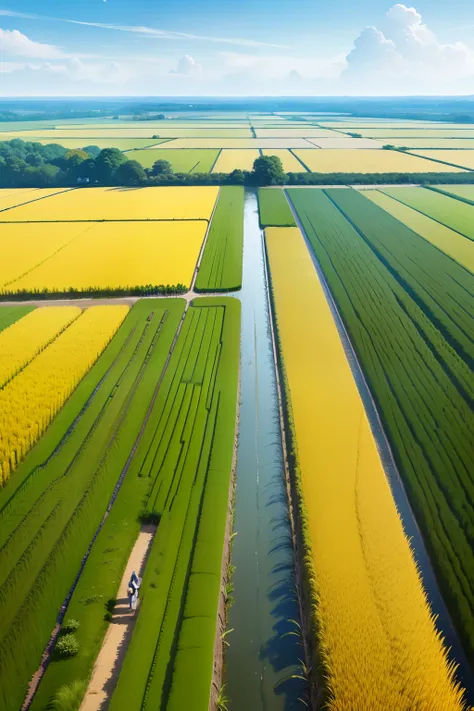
[
  {"x1": 261, "y1": 149, "x2": 307, "y2": 172},
  {"x1": 362, "y1": 190, "x2": 474, "y2": 273},
  {"x1": 157, "y1": 138, "x2": 313, "y2": 149},
  {"x1": 0, "y1": 188, "x2": 68, "y2": 211},
  {"x1": 212, "y1": 149, "x2": 260, "y2": 172},
  {"x1": 356, "y1": 129, "x2": 474, "y2": 138},
  {"x1": 1, "y1": 128, "x2": 253, "y2": 138},
  {"x1": 406, "y1": 150, "x2": 474, "y2": 170},
  {"x1": 306, "y1": 137, "x2": 382, "y2": 149},
  {"x1": 5, "y1": 221, "x2": 206, "y2": 293},
  {"x1": 0, "y1": 223, "x2": 91, "y2": 287},
  {"x1": 374, "y1": 138, "x2": 474, "y2": 149},
  {"x1": 1, "y1": 186, "x2": 219, "y2": 222},
  {"x1": 255, "y1": 128, "x2": 339, "y2": 138},
  {"x1": 293, "y1": 149, "x2": 463, "y2": 173},
  {"x1": 265, "y1": 225, "x2": 467, "y2": 711},
  {"x1": 0, "y1": 306, "x2": 128, "y2": 485}
]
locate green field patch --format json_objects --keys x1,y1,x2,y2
[
  {"x1": 381, "y1": 187, "x2": 474, "y2": 242},
  {"x1": 288, "y1": 187, "x2": 474, "y2": 663},
  {"x1": 195, "y1": 186, "x2": 244, "y2": 292},
  {"x1": 258, "y1": 188, "x2": 296, "y2": 227},
  {"x1": 129, "y1": 148, "x2": 219, "y2": 173},
  {"x1": 0, "y1": 300, "x2": 185, "y2": 711}
]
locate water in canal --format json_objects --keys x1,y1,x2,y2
[{"x1": 226, "y1": 189, "x2": 305, "y2": 711}]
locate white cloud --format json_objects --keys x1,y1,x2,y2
[
  {"x1": 343, "y1": 4, "x2": 474, "y2": 92},
  {"x1": 171, "y1": 55, "x2": 202, "y2": 75},
  {"x1": 0, "y1": 27, "x2": 64, "y2": 59}
]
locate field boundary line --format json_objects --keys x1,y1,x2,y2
[
  {"x1": 0, "y1": 188, "x2": 75, "y2": 214},
  {"x1": 288, "y1": 148, "x2": 311, "y2": 172},
  {"x1": 0, "y1": 217, "x2": 209, "y2": 224},
  {"x1": 190, "y1": 187, "x2": 221, "y2": 292}
]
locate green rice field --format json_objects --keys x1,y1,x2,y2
[{"x1": 129, "y1": 148, "x2": 219, "y2": 172}]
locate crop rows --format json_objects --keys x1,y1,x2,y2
[
  {"x1": 0, "y1": 300, "x2": 184, "y2": 710},
  {"x1": 287, "y1": 188, "x2": 474, "y2": 662},
  {"x1": 258, "y1": 188, "x2": 296, "y2": 227},
  {"x1": 195, "y1": 186, "x2": 244, "y2": 292},
  {"x1": 107, "y1": 298, "x2": 240, "y2": 711},
  {"x1": 265, "y1": 225, "x2": 467, "y2": 710}
]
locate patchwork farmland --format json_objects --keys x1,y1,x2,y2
[{"x1": 0, "y1": 107, "x2": 473, "y2": 711}]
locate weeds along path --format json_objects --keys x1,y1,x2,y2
[
  {"x1": 79, "y1": 525, "x2": 156, "y2": 711},
  {"x1": 0, "y1": 299, "x2": 185, "y2": 711}
]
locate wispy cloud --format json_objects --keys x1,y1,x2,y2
[{"x1": 0, "y1": 9, "x2": 289, "y2": 49}]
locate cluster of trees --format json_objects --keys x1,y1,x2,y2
[{"x1": 1, "y1": 139, "x2": 473, "y2": 189}]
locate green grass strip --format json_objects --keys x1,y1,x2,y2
[
  {"x1": 195, "y1": 186, "x2": 244, "y2": 292},
  {"x1": 0, "y1": 305, "x2": 35, "y2": 333},
  {"x1": 258, "y1": 188, "x2": 296, "y2": 227}
]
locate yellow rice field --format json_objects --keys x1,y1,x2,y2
[
  {"x1": 0, "y1": 306, "x2": 128, "y2": 485},
  {"x1": 0, "y1": 307, "x2": 81, "y2": 387},
  {"x1": 4, "y1": 221, "x2": 206, "y2": 293},
  {"x1": 292, "y1": 149, "x2": 463, "y2": 173},
  {"x1": 305, "y1": 137, "x2": 382, "y2": 149},
  {"x1": 266, "y1": 225, "x2": 467, "y2": 711},
  {"x1": 362, "y1": 190, "x2": 474, "y2": 273},
  {"x1": 0, "y1": 186, "x2": 218, "y2": 222},
  {"x1": 374, "y1": 139, "x2": 474, "y2": 149},
  {"x1": 0, "y1": 223, "x2": 91, "y2": 288},
  {"x1": 255, "y1": 128, "x2": 338, "y2": 138},
  {"x1": 406, "y1": 150, "x2": 474, "y2": 170},
  {"x1": 261, "y1": 149, "x2": 307, "y2": 172},
  {"x1": 212, "y1": 149, "x2": 260, "y2": 172},
  {"x1": 1, "y1": 128, "x2": 253, "y2": 138},
  {"x1": 355, "y1": 129, "x2": 474, "y2": 139},
  {"x1": 157, "y1": 138, "x2": 313, "y2": 149},
  {"x1": 0, "y1": 188, "x2": 68, "y2": 211}
]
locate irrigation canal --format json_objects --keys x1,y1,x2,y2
[{"x1": 226, "y1": 189, "x2": 306, "y2": 710}]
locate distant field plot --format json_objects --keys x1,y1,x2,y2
[
  {"x1": 55, "y1": 122, "x2": 251, "y2": 130},
  {"x1": 354, "y1": 129, "x2": 474, "y2": 138},
  {"x1": 3, "y1": 221, "x2": 206, "y2": 294},
  {"x1": 196, "y1": 186, "x2": 244, "y2": 291},
  {"x1": 292, "y1": 149, "x2": 463, "y2": 173},
  {"x1": 382, "y1": 187, "x2": 474, "y2": 241},
  {"x1": 319, "y1": 121, "x2": 448, "y2": 128},
  {"x1": 0, "y1": 188, "x2": 69, "y2": 211},
  {"x1": 3, "y1": 127, "x2": 253, "y2": 138},
  {"x1": 254, "y1": 128, "x2": 338, "y2": 138},
  {"x1": 261, "y1": 149, "x2": 307, "y2": 171},
  {"x1": 1, "y1": 186, "x2": 218, "y2": 221},
  {"x1": 374, "y1": 138, "x2": 474, "y2": 149},
  {"x1": 212, "y1": 149, "x2": 260, "y2": 172},
  {"x1": 158, "y1": 138, "x2": 313, "y2": 149},
  {"x1": 2, "y1": 129, "x2": 172, "y2": 140},
  {"x1": 129, "y1": 148, "x2": 219, "y2": 172},
  {"x1": 306, "y1": 137, "x2": 382, "y2": 148},
  {"x1": 0, "y1": 305, "x2": 35, "y2": 333},
  {"x1": 2, "y1": 137, "x2": 169, "y2": 151},
  {"x1": 407, "y1": 150, "x2": 474, "y2": 170},
  {"x1": 258, "y1": 188, "x2": 296, "y2": 227},
  {"x1": 429, "y1": 184, "x2": 474, "y2": 203},
  {"x1": 363, "y1": 190, "x2": 474, "y2": 273}
]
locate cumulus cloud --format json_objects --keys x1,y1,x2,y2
[
  {"x1": 0, "y1": 27, "x2": 64, "y2": 59},
  {"x1": 170, "y1": 55, "x2": 202, "y2": 75},
  {"x1": 344, "y1": 4, "x2": 474, "y2": 91}
]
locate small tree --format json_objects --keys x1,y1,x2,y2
[
  {"x1": 252, "y1": 155, "x2": 286, "y2": 185},
  {"x1": 151, "y1": 159, "x2": 173, "y2": 176},
  {"x1": 115, "y1": 159, "x2": 147, "y2": 186}
]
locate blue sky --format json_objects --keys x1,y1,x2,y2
[{"x1": 1, "y1": 1, "x2": 474, "y2": 95}]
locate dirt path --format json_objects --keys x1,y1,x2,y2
[{"x1": 80, "y1": 525, "x2": 156, "y2": 711}]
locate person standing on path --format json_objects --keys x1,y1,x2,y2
[{"x1": 127, "y1": 570, "x2": 141, "y2": 611}]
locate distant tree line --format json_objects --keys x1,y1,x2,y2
[{"x1": 0, "y1": 139, "x2": 473, "y2": 189}]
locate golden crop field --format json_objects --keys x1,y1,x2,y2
[
  {"x1": 362, "y1": 190, "x2": 474, "y2": 273},
  {"x1": 4, "y1": 221, "x2": 207, "y2": 293},
  {"x1": 0, "y1": 223, "x2": 91, "y2": 288},
  {"x1": 158, "y1": 138, "x2": 313, "y2": 149},
  {"x1": 212, "y1": 149, "x2": 260, "y2": 172},
  {"x1": 265, "y1": 225, "x2": 467, "y2": 711},
  {"x1": 353, "y1": 129, "x2": 474, "y2": 139},
  {"x1": 0, "y1": 188, "x2": 68, "y2": 211},
  {"x1": 0, "y1": 307, "x2": 80, "y2": 387},
  {"x1": 305, "y1": 137, "x2": 382, "y2": 149},
  {"x1": 1, "y1": 128, "x2": 253, "y2": 139},
  {"x1": 261, "y1": 149, "x2": 307, "y2": 171},
  {"x1": 407, "y1": 150, "x2": 474, "y2": 170},
  {"x1": 254, "y1": 128, "x2": 338, "y2": 138},
  {"x1": 292, "y1": 149, "x2": 464, "y2": 173},
  {"x1": 1, "y1": 186, "x2": 219, "y2": 222},
  {"x1": 0, "y1": 305, "x2": 128, "y2": 485},
  {"x1": 373, "y1": 138, "x2": 474, "y2": 149}
]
